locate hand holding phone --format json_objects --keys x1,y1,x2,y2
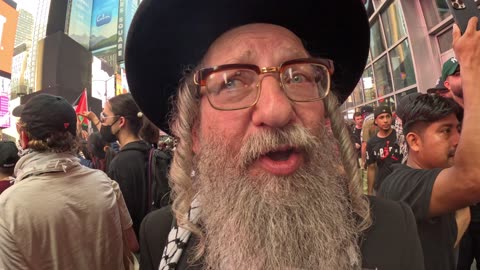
[{"x1": 446, "y1": 0, "x2": 480, "y2": 33}]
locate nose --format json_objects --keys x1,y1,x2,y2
[
  {"x1": 452, "y1": 128, "x2": 460, "y2": 147},
  {"x1": 251, "y1": 75, "x2": 295, "y2": 128}
]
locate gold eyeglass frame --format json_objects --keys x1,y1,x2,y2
[{"x1": 193, "y1": 58, "x2": 335, "y2": 111}]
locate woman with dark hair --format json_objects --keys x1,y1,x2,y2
[
  {"x1": 140, "y1": 116, "x2": 160, "y2": 149},
  {"x1": 86, "y1": 132, "x2": 116, "y2": 173},
  {"x1": 83, "y1": 93, "x2": 153, "y2": 239}
]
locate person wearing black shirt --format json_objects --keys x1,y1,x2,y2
[
  {"x1": 366, "y1": 105, "x2": 402, "y2": 194},
  {"x1": 351, "y1": 112, "x2": 363, "y2": 159},
  {"x1": 378, "y1": 89, "x2": 474, "y2": 270}
]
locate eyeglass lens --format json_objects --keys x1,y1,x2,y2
[{"x1": 204, "y1": 63, "x2": 329, "y2": 110}]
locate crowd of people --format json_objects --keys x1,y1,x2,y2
[{"x1": 0, "y1": 0, "x2": 479, "y2": 269}]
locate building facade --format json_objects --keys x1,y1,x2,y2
[
  {"x1": 25, "y1": 0, "x2": 50, "y2": 93},
  {"x1": 343, "y1": 0, "x2": 459, "y2": 117},
  {"x1": 13, "y1": 9, "x2": 33, "y2": 47}
]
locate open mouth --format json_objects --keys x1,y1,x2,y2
[
  {"x1": 265, "y1": 148, "x2": 295, "y2": 161},
  {"x1": 255, "y1": 146, "x2": 303, "y2": 176}
]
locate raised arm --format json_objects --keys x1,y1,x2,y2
[{"x1": 430, "y1": 17, "x2": 480, "y2": 217}]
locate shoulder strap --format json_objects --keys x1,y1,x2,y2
[{"x1": 147, "y1": 147, "x2": 155, "y2": 212}]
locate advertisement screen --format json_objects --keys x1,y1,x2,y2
[
  {"x1": 0, "y1": 94, "x2": 10, "y2": 128},
  {"x1": 67, "y1": 0, "x2": 94, "y2": 49},
  {"x1": 0, "y1": 0, "x2": 19, "y2": 78},
  {"x1": 90, "y1": 0, "x2": 119, "y2": 51}
]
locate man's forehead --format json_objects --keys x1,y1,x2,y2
[
  {"x1": 203, "y1": 23, "x2": 307, "y2": 64},
  {"x1": 431, "y1": 114, "x2": 459, "y2": 128}
]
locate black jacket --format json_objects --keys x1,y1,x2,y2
[
  {"x1": 139, "y1": 196, "x2": 425, "y2": 270},
  {"x1": 108, "y1": 140, "x2": 152, "y2": 237}
]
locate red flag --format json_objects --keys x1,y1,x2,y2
[{"x1": 73, "y1": 89, "x2": 89, "y2": 126}]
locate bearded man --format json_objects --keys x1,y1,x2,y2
[{"x1": 125, "y1": 0, "x2": 424, "y2": 269}]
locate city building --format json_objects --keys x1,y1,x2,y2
[
  {"x1": 342, "y1": 0, "x2": 463, "y2": 117},
  {"x1": 13, "y1": 9, "x2": 33, "y2": 47},
  {"x1": 25, "y1": 0, "x2": 49, "y2": 93},
  {"x1": 10, "y1": 42, "x2": 30, "y2": 98}
]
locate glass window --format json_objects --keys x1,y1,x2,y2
[
  {"x1": 373, "y1": 0, "x2": 386, "y2": 8},
  {"x1": 364, "y1": 0, "x2": 375, "y2": 18},
  {"x1": 362, "y1": 67, "x2": 376, "y2": 102},
  {"x1": 395, "y1": 88, "x2": 418, "y2": 107},
  {"x1": 437, "y1": 27, "x2": 453, "y2": 53},
  {"x1": 344, "y1": 94, "x2": 355, "y2": 109},
  {"x1": 381, "y1": 1, "x2": 407, "y2": 47},
  {"x1": 370, "y1": 20, "x2": 386, "y2": 59},
  {"x1": 390, "y1": 40, "x2": 416, "y2": 90},
  {"x1": 378, "y1": 96, "x2": 396, "y2": 112},
  {"x1": 420, "y1": 0, "x2": 450, "y2": 29},
  {"x1": 373, "y1": 55, "x2": 393, "y2": 97},
  {"x1": 367, "y1": 102, "x2": 378, "y2": 111},
  {"x1": 353, "y1": 82, "x2": 365, "y2": 105}
]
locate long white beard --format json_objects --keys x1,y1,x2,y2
[{"x1": 194, "y1": 125, "x2": 362, "y2": 270}]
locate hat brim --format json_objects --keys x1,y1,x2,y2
[
  {"x1": 12, "y1": 104, "x2": 25, "y2": 117},
  {"x1": 125, "y1": 0, "x2": 370, "y2": 132}
]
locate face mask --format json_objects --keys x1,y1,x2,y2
[{"x1": 100, "y1": 118, "x2": 119, "y2": 143}]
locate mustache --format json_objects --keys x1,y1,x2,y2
[
  {"x1": 448, "y1": 148, "x2": 456, "y2": 157},
  {"x1": 236, "y1": 125, "x2": 323, "y2": 169}
]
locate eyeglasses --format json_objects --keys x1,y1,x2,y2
[
  {"x1": 193, "y1": 58, "x2": 334, "y2": 111},
  {"x1": 100, "y1": 112, "x2": 119, "y2": 123}
]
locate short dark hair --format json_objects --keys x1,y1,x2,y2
[
  {"x1": 353, "y1": 112, "x2": 362, "y2": 119},
  {"x1": 402, "y1": 94, "x2": 462, "y2": 135}
]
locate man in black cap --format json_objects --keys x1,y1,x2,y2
[
  {"x1": 0, "y1": 141, "x2": 19, "y2": 194},
  {"x1": 427, "y1": 77, "x2": 452, "y2": 98},
  {"x1": 125, "y1": 1, "x2": 424, "y2": 269},
  {"x1": 0, "y1": 94, "x2": 139, "y2": 269},
  {"x1": 366, "y1": 105, "x2": 403, "y2": 195}
]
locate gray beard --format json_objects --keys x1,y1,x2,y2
[{"x1": 194, "y1": 125, "x2": 362, "y2": 270}]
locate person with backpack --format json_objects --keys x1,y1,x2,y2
[{"x1": 88, "y1": 93, "x2": 166, "y2": 239}]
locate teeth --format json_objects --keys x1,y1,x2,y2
[{"x1": 266, "y1": 149, "x2": 293, "y2": 161}]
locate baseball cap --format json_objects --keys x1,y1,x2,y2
[
  {"x1": 374, "y1": 105, "x2": 392, "y2": 120},
  {"x1": 426, "y1": 77, "x2": 448, "y2": 94},
  {"x1": 0, "y1": 141, "x2": 19, "y2": 169},
  {"x1": 360, "y1": 105, "x2": 374, "y2": 114},
  {"x1": 13, "y1": 94, "x2": 77, "y2": 140},
  {"x1": 440, "y1": 57, "x2": 460, "y2": 82}
]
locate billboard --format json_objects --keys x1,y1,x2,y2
[
  {"x1": 91, "y1": 56, "x2": 115, "y2": 107},
  {"x1": 0, "y1": 0, "x2": 19, "y2": 78},
  {"x1": 67, "y1": 0, "x2": 94, "y2": 49},
  {"x1": 90, "y1": 0, "x2": 119, "y2": 51},
  {"x1": 0, "y1": 94, "x2": 10, "y2": 128}
]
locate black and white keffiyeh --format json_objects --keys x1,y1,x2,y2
[{"x1": 159, "y1": 199, "x2": 200, "y2": 270}]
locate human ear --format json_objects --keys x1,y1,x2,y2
[
  {"x1": 444, "y1": 80, "x2": 450, "y2": 90},
  {"x1": 19, "y1": 130, "x2": 29, "y2": 149},
  {"x1": 405, "y1": 132, "x2": 421, "y2": 152}
]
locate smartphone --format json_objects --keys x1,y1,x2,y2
[{"x1": 446, "y1": 0, "x2": 480, "y2": 33}]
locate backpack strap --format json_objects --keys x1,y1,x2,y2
[{"x1": 147, "y1": 147, "x2": 155, "y2": 212}]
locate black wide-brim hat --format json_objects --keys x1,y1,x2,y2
[{"x1": 126, "y1": 0, "x2": 370, "y2": 132}]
